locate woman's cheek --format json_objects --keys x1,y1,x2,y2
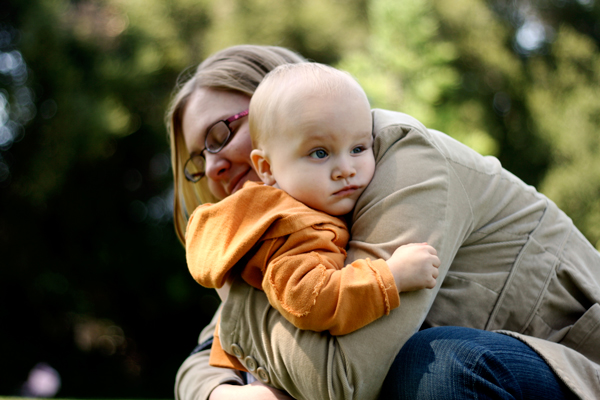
[{"x1": 207, "y1": 179, "x2": 227, "y2": 201}]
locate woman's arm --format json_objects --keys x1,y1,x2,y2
[
  {"x1": 175, "y1": 304, "x2": 294, "y2": 400},
  {"x1": 175, "y1": 306, "x2": 243, "y2": 400},
  {"x1": 209, "y1": 381, "x2": 292, "y2": 400},
  {"x1": 218, "y1": 111, "x2": 474, "y2": 400}
]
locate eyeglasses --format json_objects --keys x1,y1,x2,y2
[{"x1": 183, "y1": 109, "x2": 249, "y2": 183}]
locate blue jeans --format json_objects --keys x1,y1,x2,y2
[{"x1": 380, "y1": 326, "x2": 576, "y2": 399}]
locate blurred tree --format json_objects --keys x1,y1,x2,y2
[
  {"x1": 1, "y1": 0, "x2": 213, "y2": 396},
  {"x1": 339, "y1": 0, "x2": 547, "y2": 183},
  {"x1": 1, "y1": 0, "x2": 598, "y2": 397},
  {"x1": 199, "y1": 0, "x2": 369, "y2": 65},
  {"x1": 527, "y1": 26, "x2": 600, "y2": 248},
  {"x1": 338, "y1": 0, "x2": 600, "y2": 247},
  {"x1": 0, "y1": 0, "x2": 368, "y2": 397}
]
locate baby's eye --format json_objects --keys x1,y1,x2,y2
[
  {"x1": 351, "y1": 146, "x2": 365, "y2": 154},
  {"x1": 309, "y1": 149, "x2": 329, "y2": 159}
]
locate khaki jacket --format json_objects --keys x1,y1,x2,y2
[{"x1": 176, "y1": 109, "x2": 600, "y2": 400}]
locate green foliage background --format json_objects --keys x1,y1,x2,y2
[{"x1": 1, "y1": 0, "x2": 598, "y2": 397}]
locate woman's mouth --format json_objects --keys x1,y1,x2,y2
[{"x1": 228, "y1": 172, "x2": 247, "y2": 195}]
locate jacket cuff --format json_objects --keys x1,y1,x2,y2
[{"x1": 369, "y1": 258, "x2": 401, "y2": 312}]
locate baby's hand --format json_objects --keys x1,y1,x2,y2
[{"x1": 386, "y1": 243, "x2": 440, "y2": 292}]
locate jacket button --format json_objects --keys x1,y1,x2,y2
[
  {"x1": 257, "y1": 367, "x2": 270, "y2": 383},
  {"x1": 244, "y1": 356, "x2": 257, "y2": 371},
  {"x1": 230, "y1": 344, "x2": 244, "y2": 359}
]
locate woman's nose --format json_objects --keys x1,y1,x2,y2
[{"x1": 204, "y1": 152, "x2": 231, "y2": 181}]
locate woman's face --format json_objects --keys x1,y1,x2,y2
[{"x1": 181, "y1": 88, "x2": 259, "y2": 200}]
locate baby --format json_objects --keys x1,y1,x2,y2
[{"x1": 185, "y1": 63, "x2": 439, "y2": 370}]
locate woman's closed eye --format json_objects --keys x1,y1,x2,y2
[{"x1": 309, "y1": 149, "x2": 329, "y2": 159}]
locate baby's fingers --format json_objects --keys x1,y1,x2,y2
[
  {"x1": 425, "y1": 275, "x2": 437, "y2": 289},
  {"x1": 426, "y1": 245, "x2": 438, "y2": 256},
  {"x1": 425, "y1": 267, "x2": 439, "y2": 288}
]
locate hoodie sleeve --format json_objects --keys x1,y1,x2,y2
[{"x1": 260, "y1": 223, "x2": 400, "y2": 336}]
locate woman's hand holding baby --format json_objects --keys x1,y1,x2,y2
[
  {"x1": 209, "y1": 381, "x2": 293, "y2": 400},
  {"x1": 386, "y1": 243, "x2": 440, "y2": 292}
]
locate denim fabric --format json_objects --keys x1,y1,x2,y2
[{"x1": 379, "y1": 327, "x2": 577, "y2": 400}]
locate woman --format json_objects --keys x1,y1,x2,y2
[{"x1": 168, "y1": 45, "x2": 600, "y2": 400}]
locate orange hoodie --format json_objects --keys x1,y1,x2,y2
[{"x1": 185, "y1": 182, "x2": 400, "y2": 369}]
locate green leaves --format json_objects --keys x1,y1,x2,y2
[
  {"x1": 528, "y1": 26, "x2": 600, "y2": 247},
  {"x1": 1, "y1": 0, "x2": 599, "y2": 396}
]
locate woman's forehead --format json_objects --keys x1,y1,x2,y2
[{"x1": 188, "y1": 88, "x2": 249, "y2": 123}]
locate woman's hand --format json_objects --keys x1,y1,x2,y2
[
  {"x1": 386, "y1": 243, "x2": 440, "y2": 292},
  {"x1": 209, "y1": 381, "x2": 293, "y2": 400}
]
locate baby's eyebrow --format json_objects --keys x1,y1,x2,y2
[
  {"x1": 348, "y1": 130, "x2": 373, "y2": 142},
  {"x1": 296, "y1": 132, "x2": 327, "y2": 145}
]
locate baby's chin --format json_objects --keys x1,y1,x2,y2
[
  {"x1": 320, "y1": 203, "x2": 356, "y2": 217},
  {"x1": 283, "y1": 190, "x2": 356, "y2": 216}
]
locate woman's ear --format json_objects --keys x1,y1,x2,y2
[{"x1": 250, "y1": 149, "x2": 276, "y2": 186}]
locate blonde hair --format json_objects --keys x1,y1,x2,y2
[
  {"x1": 166, "y1": 45, "x2": 306, "y2": 244},
  {"x1": 249, "y1": 63, "x2": 367, "y2": 147}
]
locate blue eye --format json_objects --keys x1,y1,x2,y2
[
  {"x1": 351, "y1": 146, "x2": 365, "y2": 154},
  {"x1": 309, "y1": 149, "x2": 328, "y2": 159}
]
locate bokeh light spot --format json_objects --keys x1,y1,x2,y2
[{"x1": 20, "y1": 363, "x2": 61, "y2": 398}]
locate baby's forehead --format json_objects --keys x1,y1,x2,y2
[
  {"x1": 273, "y1": 83, "x2": 365, "y2": 121},
  {"x1": 275, "y1": 72, "x2": 359, "y2": 99},
  {"x1": 282, "y1": 114, "x2": 373, "y2": 144}
]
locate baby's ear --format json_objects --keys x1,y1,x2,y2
[{"x1": 250, "y1": 149, "x2": 276, "y2": 186}]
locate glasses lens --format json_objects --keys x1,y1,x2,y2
[
  {"x1": 206, "y1": 121, "x2": 230, "y2": 153},
  {"x1": 184, "y1": 154, "x2": 206, "y2": 182}
]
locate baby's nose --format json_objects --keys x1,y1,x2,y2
[{"x1": 332, "y1": 161, "x2": 356, "y2": 180}]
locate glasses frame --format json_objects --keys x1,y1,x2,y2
[{"x1": 183, "y1": 109, "x2": 249, "y2": 183}]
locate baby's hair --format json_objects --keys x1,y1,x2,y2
[{"x1": 249, "y1": 63, "x2": 366, "y2": 148}]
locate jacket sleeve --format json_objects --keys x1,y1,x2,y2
[
  {"x1": 260, "y1": 225, "x2": 400, "y2": 336},
  {"x1": 218, "y1": 112, "x2": 474, "y2": 400},
  {"x1": 175, "y1": 305, "x2": 244, "y2": 400}
]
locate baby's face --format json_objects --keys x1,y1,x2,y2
[{"x1": 265, "y1": 90, "x2": 375, "y2": 216}]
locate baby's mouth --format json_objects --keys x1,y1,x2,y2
[{"x1": 334, "y1": 185, "x2": 359, "y2": 196}]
